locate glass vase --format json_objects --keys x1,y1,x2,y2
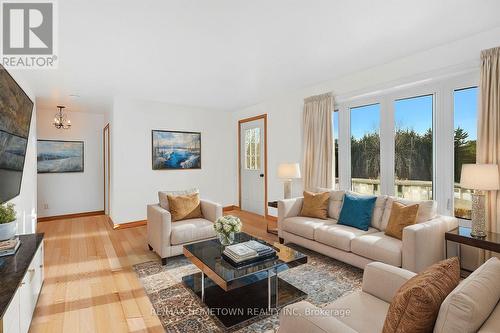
[{"x1": 218, "y1": 232, "x2": 235, "y2": 246}]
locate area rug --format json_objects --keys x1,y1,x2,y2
[{"x1": 133, "y1": 244, "x2": 363, "y2": 333}]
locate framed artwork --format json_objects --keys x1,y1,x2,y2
[
  {"x1": 37, "y1": 140, "x2": 84, "y2": 173},
  {"x1": 152, "y1": 130, "x2": 201, "y2": 170},
  {"x1": 0, "y1": 65, "x2": 34, "y2": 203}
]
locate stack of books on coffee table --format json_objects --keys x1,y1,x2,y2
[
  {"x1": 222, "y1": 240, "x2": 277, "y2": 267},
  {"x1": 0, "y1": 237, "x2": 20, "y2": 257}
]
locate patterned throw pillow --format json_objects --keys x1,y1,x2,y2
[
  {"x1": 382, "y1": 257, "x2": 460, "y2": 333},
  {"x1": 299, "y1": 191, "x2": 329, "y2": 219},
  {"x1": 167, "y1": 192, "x2": 203, "y2": 222},
  {"x1": 384, "y1": 201, "x2": 419, "y2": 240}
]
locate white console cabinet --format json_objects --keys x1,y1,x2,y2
[{"x1": 1, "y1": 235, "x2": 44, "y2": 333}]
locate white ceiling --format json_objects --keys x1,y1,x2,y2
[{"x1": 13, "y1": 0, "x2": 500, "y2": 113}]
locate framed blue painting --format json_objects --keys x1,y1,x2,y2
[
  {"x1": 152, "y1": 130, "x2": 201, "y2": 170},
  {"x1": 37, "y1": 140, "x2": 84, "y2": 173}
]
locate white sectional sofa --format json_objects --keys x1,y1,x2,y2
[
  {"x1": 278, "y1": 190, "x2": 458, "y2": 272},
  {"x1": 278, "y1": 259, "x2": 500, "y2": 333}
]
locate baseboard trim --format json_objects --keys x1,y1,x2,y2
[
  {"x1": 109, "y1": 219, "x2": 147, "y2": 230},
  {"x1": 37, "y1": 210, "x2": 105, "y2": 222},
  {"x1": 223, "y1": 205, "x2": 240, "y2": 212},
  {"x1": 222, "y1": 205, "x2": 240, "y2": 212}
]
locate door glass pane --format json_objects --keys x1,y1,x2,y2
[
  {"x1": 350, "y1": 104, "x2": 380, "y2": 195},
  {"x1": 394, "y1": 95, "x2": 433, "y2": 200},
  {"x1": 333, "y1": 110, "x2": 339, "y2": 189},
  {"x1": 454, "y1": 87, "x2": 478, "y2": 219},
  {"x1": 244, "y1": 128, "x2": 260, "y2": 170}
]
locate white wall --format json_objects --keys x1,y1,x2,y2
[
  {"x1": 37, "y1": 109, "x2": 104, "y2": 217},
  {"x1": 5, "y1": 71, "x2": 37, "y2": 234},
  {"x1": 231, "y1": 26, "x2": 500, "y2": 216},
  {"x1": 109, "y1": 97, "x2": 234, "y2": 224}
]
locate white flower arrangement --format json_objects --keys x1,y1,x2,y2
[{"x1": 214, "y1": 215, "x2": 242, "y2": 236}]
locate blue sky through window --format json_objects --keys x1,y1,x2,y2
[
  {"x1": 395, "y1": 95, "x2": 433, "y2": 133},
  {"x1": 338, "y1": 89, "x2": 477, "y2": 140},
  {"x1": 454, "y1": 87, "x2": 478, "y2": 140},
  {"x1": 350, "y1": 104, "x2": 380, "y2": 138}
]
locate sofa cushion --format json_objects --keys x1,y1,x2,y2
[
  {"x1": 315, "y1": 224, "x2": 378, "y2": 252},
  {"x1": 170, "y1": 218, "x2": 216, "y2": 245},
  {"x1": 316, "y1": 188, "x2": 345, "y2": 220},
  {"x1": 338, "y1": 192, "x2": 377, "y2": 231},
  {"x1": 434, "y1": 257, "x2": 500, "y2": 333},
  {"x1": 478, "y1": 302, "x2": 500, "y2": 333},
  {"x1": 279, "y1": 301, "x2": 358, "y2": 333},
  {"x1": 351, "y1": 231, "x2": 403, "y2": 267},
  {"x1": 167, "y1": 192, "x2": 204, "y2": 222},
  {"x1": 382, "y1": 257, "x2": 460, "y2": 333},
  {"x1": 381, "y1": 197, "x2": 437, "y2": 230},
  {"x1": 371, "y1": 195, "x2": 388, "y2": 230},
  {"x1": 158, "y1": 188, "x2": 199, "y2": 210},
  {"x1": 300, "y1": 191, "x2": 330, "y2": 219},
  {"x1": 282, "y1": 216, "x2": 333, "y2": 240},
  {"x1": 326, "y1": 291, "x2": 390, "y2": 333},
  {"x1": 384, "y1": 201, "x2": 419, "y2": 240}
]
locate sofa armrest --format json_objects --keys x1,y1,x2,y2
[
  {"x1": 362, "y1": 262, "x2": 416, "y2": 303},
  {"x1": 278, "y1": 197, "x2": 303, "y2": 237},
  {"x1": 147, "y1": 204, "x2": 172, "y2": 258},
  {"x1": 402, "y1": 215, "x2": 458, "y2": 272},
  {"x1": 278, "y1": 301, "x2": 357, "y2": 333},
  {"x1": 200, "y1": 199, "x2": 222, "y2": 223}
]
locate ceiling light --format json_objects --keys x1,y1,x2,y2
[{"x1": 53, "y1": 105, "x2": 71, "y2": 130}]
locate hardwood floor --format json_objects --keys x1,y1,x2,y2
[
  {"x1": 31, "y1": 210, "x2": 277, "y2": 332},
  {"x1": 227, "y1": 209, "x2": 278, "y2": 243}
]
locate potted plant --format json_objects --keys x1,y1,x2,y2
[
  {"x1": 213, "y1": 215, "x2": 242, "y2": 246},
  {"x1": 0, "y1": 203, "x2": 17, "y2": 241}
]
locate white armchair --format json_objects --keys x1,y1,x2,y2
[{"x1": 147, "y1": 198, "x2": 222, "y2": 265}]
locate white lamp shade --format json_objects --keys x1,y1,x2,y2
[
  {"x1": 460, "y1": 164, "x2": 500, "y2": 190},
  {"x1": 278, "y1": 163, "x2": 301, "y2": 179}
]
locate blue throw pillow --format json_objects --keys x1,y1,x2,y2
[{"x1": 338, "y1": 192, "x2": 377, "y2": 231}]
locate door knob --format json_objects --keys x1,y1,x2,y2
[{"x1": 260, "y1": 173, "x2": 265, "y2": 178}]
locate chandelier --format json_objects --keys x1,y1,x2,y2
[{"x1": 53, "y1": 105, "x2": 71, "y2": 129}]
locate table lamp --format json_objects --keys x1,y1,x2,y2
[
  {"x1": 278, "y1": 163, "x2": 301, "y2": 199},
  {"x1": 460, "y1": 164, "x2": 500, "y2": 238}
]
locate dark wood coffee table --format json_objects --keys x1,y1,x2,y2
[{"x1": 182, "y1": 232, "x2": 307, "y2": 328}]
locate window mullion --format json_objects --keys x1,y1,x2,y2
[
  {"x1": 380, "y1": 97, "x2": 395, "y2": 196},
  {"x1": 338, "y1": 105, "x2": 350, "y2": 191},
  {"x1": 435, "y1": 86, "x2": 453, "y2": 216}
]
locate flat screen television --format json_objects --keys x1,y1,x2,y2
[{"x1": 0, "y1": 65, "x2": 34, "y2": 203}]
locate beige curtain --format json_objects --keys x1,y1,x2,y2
[
  {"x1": 303, "y1": 92, "x2": 334, "y2": 191},
  {"x1": 478, "y1": 47, "x2": 500, "y2": 236}
]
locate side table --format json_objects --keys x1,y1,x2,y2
[
  {"x1": 267, "y1": 201, "x2": 279, "y2": 235},
  {"x1": 445, "y1": 226, "x2": 500, "y2": 275},
  {"x1": 268, "y1": 201, "x2": 278, "y2": 209}
]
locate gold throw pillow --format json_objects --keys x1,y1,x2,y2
[
  {"x1": 382, "y1": 257, "x2": 460, "y2": 333},
  {"x1": 167, "y1": 193, "x2": 203, "y2": 222},
  {"x1": 384, "y1": 201, "x2": 419, "y2": 240},
  {"x1": 300, "y1": 191, "x2": 329, "y2": 219}
]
